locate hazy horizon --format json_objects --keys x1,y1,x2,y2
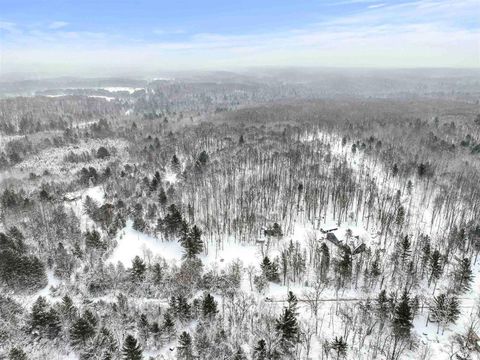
[{"x1": 1, "y1": 0, "x2": 479, "y2": 78}]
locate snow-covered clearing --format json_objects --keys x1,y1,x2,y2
[
  {"x1": 102, "y1": 87, "x2": 143, "y2": 94},
  {"x1": 13, "y1": 138, "x2": 128, "y2": 177},
  {"x1": 109, "y1": 220, "x2": 184, "y2": 267}
]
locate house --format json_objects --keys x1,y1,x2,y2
[
  {"x1": 326, "y1": 232, "x2": 341, "y2": 246},
  {"x1": 352, "y1": 243, "x2": 366, "y2": 255}
]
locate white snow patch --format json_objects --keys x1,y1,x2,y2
[
  {"x1": 164, "y1": 170, "x2": 178, "y2": 184},
  {"x1": 102, "y1": 87, "x2": 143, "y2": 94},
  {"x1": 109, "y1": 220, "x2": 183, "y2": 266}
]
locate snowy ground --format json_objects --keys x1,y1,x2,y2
[{"x1": 12, "y1": 138, "x2": 128, "y2": 178}]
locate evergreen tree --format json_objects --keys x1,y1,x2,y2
[
  {"x1": 399, "y1": 235, "x2": 411, "y2": 266},
  {"x1": 158, "y1": 187, "x2": 167, "y2": 207},
  {"x1": 171, "y1": 155, "x2": 181, "y2": 172},
  {"x1": 60, "y1": 294, "x2": 77, "y2": 320},
  {"x1": 253, "y1": 339, "x2": 267, "y2": 360},
  {"x1": 180, "y1": 225, "x2": 203, "y2": 259},
  {"x1": 150, "y1": 177, "x2": 158, "y2": 192},
  {"x1": 151, "y1": 263, "x2": 163, "y2": 285},
  {"x1": 163, "y1": 204, "x2": 183, "y2": 236},
  {"x1": 396, "y1": 206, "x2": 405, "y2": 227},
  {"x1": 138, "y1": 314, "x2": 149, "y2": 342},
  {"x1": 320, "y1": 243, "x2": 330, "y2": 280},
  {"x1": 163, "y1": 311, "x2": 175, "y2": 337},
  {"x1": 261, "y1": 256, "x2": 280, "y2": 282},
  {"x1": 8, "y1": 347, "x2": 28, "y2": 360},
  {"x1": 429, "y1": 293, "x2": 447, "y2": 334},
  {"x1": 392, "y1": 289, "x2": 413, "y2": 338},
  {"x1": 70, "y1": 313, "x2": 96, "y2": 347},
  {"x1": 428, "y1": 250, "x2": 443, "y2": 287},
  {"x1": 30, "y1": 296, "x2": 60, "y2": 338},
  {"x1": 132, "y1": 215, "x2": 146, "y2": 232},
  {"x1": 454, "y1": 258, "x2": 473, "y2": 293},
  {"x1": 177, "y1": 331, "x2": 194, "y2": 360},
  {"x1": 430, "y1": 293, "x2": 461, "y2": 334},
  {"x1": 446, "y1": 296, "x2": 461, "y2": 330},
  {"x1": 122, "y1": 334, "x2": 143, "y2": 360},
  {"x1": 392, "y1": 163, "x2": 399, "y2": 177},
  {"x1": 197, "y1": 151, "x2": 209, "y2": 167},
  {"x1": 276, "y1": 291, "x2": 299, "y2": 353},
  {"x1": 336, "y1": 245, "x2": 352, "y2": 286},
  {"x1": 130, "y1": 256, "x2": 146, "y2": 282},
  {"x1": 201, "y1": 293, "x2": 218, "y2": 319},
  {"x1": 331, "y1": 336, "x2": 347, "y2": 359},
  {"x1": 85, "y1": 229, "x2": 103, "y2": 249},
  {"x1": 370, "y1": 257, "x2": 381, "y2": 279},
  {"x1": 376, "y1": 289, "x2": 390, "y2": 319}
]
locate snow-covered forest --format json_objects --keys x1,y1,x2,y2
[{"x1": 1, "y1": 72, "x2": 480, "y2": 360}]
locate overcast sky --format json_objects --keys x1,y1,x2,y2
[{"x1": 0, "y1": 0, "x2": 479, "y2": 77}]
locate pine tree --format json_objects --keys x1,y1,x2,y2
[
  {"x1": 180, "y1": 225, "x2": 203, "y2": 259},
  {"x1": 151, "y1": 263, "x2": 163, "y2": 285},
  {"x1": 454, "y1": 258, "x2": 473, "y2": 293},
  {"x1": 8, "y1": 347, "x2": 28, "y2": 360},
  {"x1": 320, "y1": 243, "x2": 330, "y2": 280},
  {"x1": 163, "y1": 204, "x2": 183, "y2": 236},
  {"x1": 122, "y1": 334, "x2": 143, "y2": 360},
  {"x1": 30, "y1": 296, "x2": 58, "y2": 336},
  {"x1": 150, "y1": 177, "x2": 158, "y2": 192},
  {"x1": 276, "y1": 291, "x2": 299, "y2": 353},
  {"x1": 60, "y1": 294, "x2": 76, "y2": 320},
  {"x1": 430, "y1": 293, "x2": 461, "y2": 334},
  {"x1": 96, "y1": 327, "x2": 118, "y2": 355},
  {"x1": 70, "y1": 314, "x2": 96, "y2": 347},
  {"x1": 171, "y1": 154, "x2": 181, "y2": 172},
  {"x1": 130, "y1": 256, "x2": 146, "y2": 282},
  {"x1": 197, "y1": 151, "x2": 209, "y2": 167},
  {"x1": 287, "y1": 291, "x2": 298, "y2": 313},
  {"x1": 370, "y1": 257, "x2": 381, "y2": 279},
  {"x1": 253, "y1": 339, "x2": 267, "y2": 360},
  {"x1": 337, "y1": 245, "x2": 352, "y2": 286},
  {"x1": 392, "y1": 289, "x2": 413, "y2": 338},
  {"x1": 396, "y1": 206, "x2": 405, "y2": 227},
  {"x1": 376, "y1": 289, "x2": 390, "y2": 318},
  {"x1": 177, "y1": 331, "x2": 194, "y2": 360},
  {"x1": 138, "y1": 313, "x2": 149, "y2": 341},
  {"x1": 392, "y1": 163, "x2": 399, "y2": 177},
  {"x1": 163, "y1": 311, "x2": 175, "y2": 337},
  {"x1": 85, "y1": 229, "x2": 103, "y2": 249},
  {"x1": 446, "y1": 296, "x2": 461, "y2": 331},
  {"x1": 331, "y1": 336, "x2": 347, "y2": 359},
  {"x1": 430, "y1": 293, "x2": 447, "y2": 334},
  {"x1": 428, "y1": 250, "x2": 443, "y2": 287},
  {"x1": 202, "y1": 293, "x2": 218, "y2": 319},
  {"x1": 399, "y1": 235, "x2": 411, "y2": 266},
  {"x1": 158, "y1": 187, "x2": 167, "y2": 207},
  {"x1": 261, "y1": 256, "x2": 279, "y2": 282},
  {"x1": 132, "y1": 215, "x2": 146, "y2": 232}
]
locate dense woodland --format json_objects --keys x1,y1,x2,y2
[{"x1": 0, "y1": 76, "x2": 480, "y2": 360}]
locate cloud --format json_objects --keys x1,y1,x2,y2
[
  {"x1": 153, "y1": 28, "x2": 186, "y2": 36},
  {"x1": 48, "y1": 21, "x2": 69, "y2": 29},
  {"x1": 368, "y1": 3, "x2": 386, "y2": 9},
  {"x1": 0, "y1": 21, "x2": 17, "y2": 33},
  {"x1": 1, "y1": 0, "x2": 478, "y2": 75}
]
